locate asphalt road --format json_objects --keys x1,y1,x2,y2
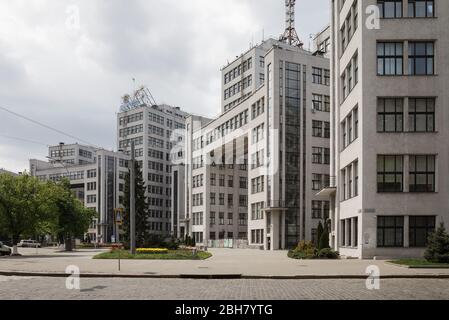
[{"x1": 1, "y1": 276, "x2": 449, "y2": 300}]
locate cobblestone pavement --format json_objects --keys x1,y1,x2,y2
[
  {"x1": 1, "y1": 276, "x2": 449, "y2": 300},
  {"x1": 3, "y1": 248, "x2": 449, "y2": 277}
]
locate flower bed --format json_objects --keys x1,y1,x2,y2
[{"x1": 136, "y1": 248, "x2": 169, "y2": 254}]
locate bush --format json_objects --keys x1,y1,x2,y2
[
  {"x1": 317, "y1": 248, "x2": 340, "y2": 259},
  {"x1": 163, "y1": 241, "x2": 179, "y2": 250},
  {"x1": 425, "y1": 223, "x2": 449, "y2": 263},
  {"x1": 288, "y1": 240, "x2": 339, "y2": 260},
  {"x1": 136, "y1": 248, "x2": 169, "y2": 254}
]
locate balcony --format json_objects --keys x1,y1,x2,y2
[
  {"x1": 316, "y1": 176, "x2": 337, "y2": 197},
  {"x1": 262, "y1": 200, "x2": 289, "y2": 211}
]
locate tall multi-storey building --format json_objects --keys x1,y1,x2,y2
[
  {"x1": 185, "y1": 34, "x2": 331, "y2": 250},
  {"x1": 117, "y1": 87, "x2": 189, "y2": 237},
  {"x1": 323, "y1": 0, "x2": 449, "y2": 259},
  {"x1": 30, "y1": 143, "x2": 130, "y2": 243}
]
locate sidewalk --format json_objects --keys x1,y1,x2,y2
[{"x1": 1, "y1": 248, "x2": 449, "y2": 279}]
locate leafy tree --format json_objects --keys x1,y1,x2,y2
[
  {"x1": 319, "y1": 219, "x2": 331, "y2": 250},
  {"x1": 316, "y1": 221, "x2": 324, "y2": 248},
  {"x1": 123, "y1": 162, "x2": 150, "y2": 248},
  {"x1": 0, "y1": 174, "x2": 56, "y2": 249},
  {"x1": 425, "y1": 223, "x2": 449, "y2": 263},
  {"x1": 51, "y1": 179, "x2": 96, "y2": 251}
]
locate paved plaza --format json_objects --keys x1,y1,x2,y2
[
  {"x1": 1, "y1": 276, "x2": 449, "y2": 300},
  {"x1": 1, "y1": 248, "x2": 449, "y2": 278}
]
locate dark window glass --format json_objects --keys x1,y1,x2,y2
[
  {"x1": 377, "y1": 216, "x2": 404, "y2": 247},
  {"x1": 377, "y1": 98, "x2": 404, "y2": 132},
  {"x1": 409, "y1": 155, "x2": 436, "y2": 192},
  {"x1": 409, "y1": 216, "x2": 436, "y2": 247},
  {"x1": 409, "y1": 98, "x2": 435, "y2": 132},
  {"x1": 408, "y1": 0, "x2": 434, "y2": 17},
  {"x1": 408, "y1": 42, "x2": 434, "y2": 75},
  {"x1": 377, "y1": 42, "x2": 403, "y2": 75},
  {"x1": 377, "y1": 155, "x2": 403, "y2": 192},
  {"x1": 378, "y1": 0, "x2": 403, "y2": 18}
]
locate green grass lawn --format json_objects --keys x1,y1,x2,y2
[
  {"x1": 388, "y1": 259, "x2": 449, "y2": 268},
  {"x1": 93, "y1": 249, "x2": 212, "y2": 260}
]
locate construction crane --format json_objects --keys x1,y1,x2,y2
[{"x1": 280, "y1": 0, "x2": 304, "y2": 48}]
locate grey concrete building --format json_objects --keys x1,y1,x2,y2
[
  {"x1": 185, "y1": 35, "x2": 331, "y2": 250},
  {"x1": 321, "y1": 0, "x2": 449, "y2": 259},
  {"x1": 30, "y1": 144, "x2": 130, "y2": 243},
  {"x1": 117, "y1": 87, "x2": 189, "y2": 237}
]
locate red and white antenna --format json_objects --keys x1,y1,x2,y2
[{"x1": 280, "y1": 0, "x2": 303, "y2": 48}]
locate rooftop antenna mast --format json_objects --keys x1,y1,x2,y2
[{"x1": 280, "y1": 0, "x2": 303, "y2": 48}]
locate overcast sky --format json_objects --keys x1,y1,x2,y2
[{"x1": 0, "y1": 0, "x2": 329, "y2": 173}]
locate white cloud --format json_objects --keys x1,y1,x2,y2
[{"x1": 0, "y1": 0, "x2": 329, "y2": 173}]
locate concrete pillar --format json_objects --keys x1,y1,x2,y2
[
  {"x1": 272, "y1": 211, "x2": 280, "y2": 251},
  {"x1": 404, "y1": 216, "x2": 410, "y2": 248},
  {"x1": 281, "y1": 211, "x2": 286, "y2": 249}
]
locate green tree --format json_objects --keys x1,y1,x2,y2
[
  {"x1": 0, "y1": 174, "x2": 56, "y2": 250},
  {"x1": 123, "y1": 162, "x2": 150, "y2": 248},
  {"x1": 319, "y1": 219, "x2": 331, "y2": 250},
  {"x1": 51, "y1": 179, "x2": 96, "y2": 251},
  {"x1": 424, "y1": 222, "x2": 449, "y2": 263},
  {"x1": 316, "y1": 221, "x2": 324, "y2": 248}
]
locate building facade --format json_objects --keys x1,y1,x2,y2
[
  {"x1": 117, "y1": 90, "x2": 189, "y2": 237},
  {"x1": 185, "y1": 38, "x2": 331, "y2": 250},
  {"x1": 324, "y1": 0, "x2": 449, "y2": 259},
  {"x1": 30, "y1": 144, "x2": 130, "y2": 243}
]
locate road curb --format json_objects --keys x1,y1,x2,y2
[{"x1": 2, "y1": 270, "x2": 449, "y2": 280}]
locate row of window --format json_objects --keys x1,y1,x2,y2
[
  {"x1": 377, "y1": 97, "x2": 435, "y2": 133},
  {"x1": 251, "y1": 176, "x2": 265, "y2": 194},
  {"x1": 119, "y1": 112, "x2": 143, "y2": 126},
  {"x1": 204, "y1": 109, "x2": 249, "y2": 146},
  {"x1": 119, "y1": 136, "x2": 143, "y2": 149},
  {"x1": 376, "y1": 215, "x2": 436, "y2": 248},
  {"x1": 377, "y1": 41, "x2": 434, "y2": 76},
  {"x1": 224, "y1": 75, "x2": 253, "y2": 100},
  {"x1": 341, "y1": 52, "x2": 359, "y2": 101},
  {"x1": 209, "y1": 193, "x2": 248, "y2": 208},
  {"x1": 340, "y1": 0, "x2": 358, "y2": 54},
  {"x1": 312, "y1": 174, "x2": 331, "y2": 191},
  {"x1": 210, "y1": 174, "x2": 248, "y2": 189},
  {"x1": 192, "y1": 174, "x2": 204, "y2": 189},
  {"x1": 341, "y1": 106, "x2": 359, "y2": 149},
  {"x1": 377, "y1": 155, "x2": 436, "y2": 193},
  {"x1": 251, "y1": 98, "x2": 265, "y2": 119},
  {"x1": 50, "y1": 148, "x2": 75, "y2": 158},
  {"x1": 378, "y1": 0, "x2": 435, "y2": 18},
  {"x1": 119, "y1": 124, "x2": 143, "y2": 138},
  {"x1": 341, "y1": 160, "x2": 359, "y2": 201},
  {"x1": 224, "y1": 57, "x2": 253, "y2": 84}
]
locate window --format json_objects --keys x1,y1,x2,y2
[
  {"x1": 312, "y1": 120, "x2": 323, "y2": 137},
  {"x1": 408, "y1": 42, "x2": 434, "y2": 75},
  {"x1": 324, "y1": 69, "x2": 330, "y2": 86},
  {"x1": 409, "y1": 216, "x2": 436, "y2": 247},
  {"x1": 324, "y1": 122, "x2": 331, "y2": 139},
  {"x1": 408, "y1": 0, "x2": 434, "y2": 18},
  {"x1": 377, "y1": 155, "x2": 404, "y2": 192},
  {"x1": 312, "y1": 67, "x2": 322, "y2": 84},
  {"x1": 377, "y1": 98, "x2": 404, "y2": 132},
  {"x1": 377, "y1": 42, "x2": 403, "y2": 75},
  {"x1": 210, "y1": 193, "x2": 216, "y2": 205},
  {"x1": 228, "y1": 213, "x2": 233, "y2": 225},
  {"x1": 324, "y1": 96, "x2": 330, "y2": 112},
  {"x1": 377, "y1": 216, "x2": 404, "y2": 247},
  {"x1": 219, "y1": 212, "x2": 225, "y2": 225},
  {"x1": 312, "y1": 201, "x2": 322, "y2": 219},
  {"x1": 210, "y1": 212, "x2": 216, "y2": 225},
  {"x1": 409, "y1": 98, "x2": 435, "y2": 132},
  {"x1": 312, "y1": 174, "x2": 323, "y2": 191},
  {"x1": 378, "y1": 0, "x2": 403, "y2": 18},
  {"x1": 409, "y1": 155, "x2": 436, "y2": 192},
  {"x1": 312, "y1": 94, "x2": 323, "y2": 111}
]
